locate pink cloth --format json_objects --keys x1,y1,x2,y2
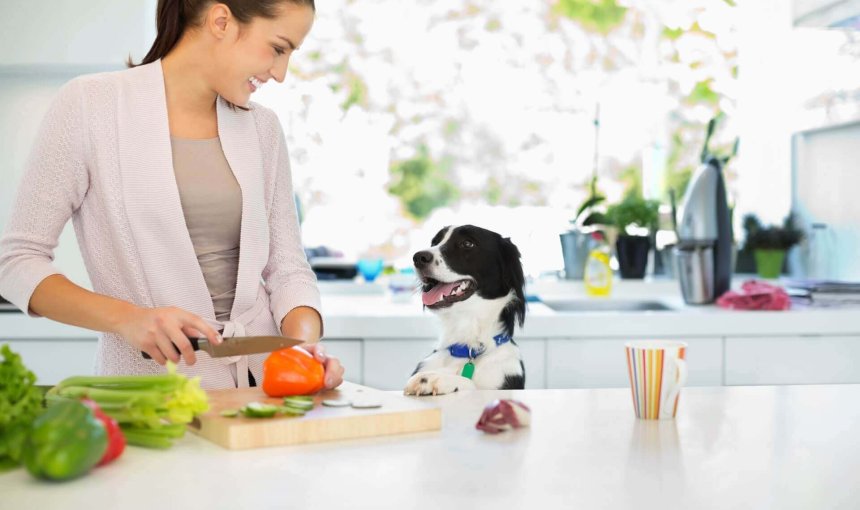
[
  {"x1": 716, "y1": 280, "x2": 791, "y2": 311},
  {"x1": 0, "y1": 61, "x2": 322, "y2": 388}
]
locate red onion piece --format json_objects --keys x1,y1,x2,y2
[{"x1": 476, "y1": 399, "x2": 531, "y2": 434}]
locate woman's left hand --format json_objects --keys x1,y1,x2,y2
[{"x1": 300, "y1": 343, "x2": 345, "y2": 390}]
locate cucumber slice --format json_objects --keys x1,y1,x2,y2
[
  {"x1": 241, "y1": 402, "x2": 280, "y2": 418},
  {"x1": 283, "y1": 395, "x2": 313, "y2": 401},
  {"x1": 278, "y1": 406, "x2": 307, "y2": 416},
  {"x1": 282, "y1": 396, "x2": 315, "y2": 410},
  {"x1": 220, "y1": 409, "x2": 240, "y2": 418}
]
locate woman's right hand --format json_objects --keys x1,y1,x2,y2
[{"x1": 117, "y1": 306, "x2": 222, "y2": 366}]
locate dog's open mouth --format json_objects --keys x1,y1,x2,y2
[{"x1": 421, "y1": 277, "x2": 477, "y2": 308}]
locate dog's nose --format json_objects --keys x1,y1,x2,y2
[{"x1": 413, "y1": 251, "x2": 434, "y2": 268}]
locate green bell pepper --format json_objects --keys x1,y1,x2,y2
[{"x1": 23, "y1": 400, "x2": 107, "y2": 481}]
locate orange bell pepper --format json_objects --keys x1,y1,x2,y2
[{"x1": 262, "y1": 347, "x2": 325, "y2": 397}]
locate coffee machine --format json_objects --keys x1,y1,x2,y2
[{"x1": 674, "y1": 151, "x2": 734, "y2": 304}]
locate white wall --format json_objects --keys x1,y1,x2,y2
[
  {"x1": 0, "y1": 0, "x2": 156, "y2": 67},
  {"x1": 735, "y1": 0, "x2": 860, "y2": 279},
  {"x1": 735, "y1": 0, "x2": 796, "y2": 226},
  {"x1": 1, "y1": 1, "x2": 858, "y2": 288},
  {"x1": 735, "y1": 0, "x2": 860, "y2": 226}
]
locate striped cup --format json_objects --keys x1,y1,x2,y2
[{"x1": 625, "y1": 341, "x2": 688, "y2": 420}]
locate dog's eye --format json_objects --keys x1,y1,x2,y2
[{"x1": 460, "y1": 240, "x2": 475, "y2": 249}]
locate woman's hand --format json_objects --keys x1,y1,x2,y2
[
  {"x1": 281, "y1": 306, "x2": 341, "y2": 387},
  {"x1": 300, "y1": 343, "x2": 345, "y2": 390},
  {"x1": 117, "y1": 306, "x2": 222, "y2": 366}
]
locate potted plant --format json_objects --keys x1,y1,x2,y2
[
  {"x1": 742, "y1": 213, "x2": 803, "y2": 279},
  {"x1": 605, "y1": 195, "x2": 660, "y2": 279},
  {"x1": 560, "y1": 104, "x2": 608, "y2": 280}
]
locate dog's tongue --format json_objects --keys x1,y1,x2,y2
[{"x1": 422, "y1": 281, "x2": 460, "y2": 306}]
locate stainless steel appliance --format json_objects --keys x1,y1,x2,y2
[{"x1": 675, "y1": 154, "x2": 733, "y2": 304}]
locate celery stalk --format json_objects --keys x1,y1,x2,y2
[
  {"x1": 120, "y1": 429, "x2": 173, "y2": 449},
  {"x1": 46, "y1": 363, "x2": 209, "y2": 449}
]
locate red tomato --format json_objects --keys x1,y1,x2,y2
[{"x1": 262, "y1": 347, "x2": 325, "y2": 397}]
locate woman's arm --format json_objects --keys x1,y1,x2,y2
[
  {"x1": 0, "y1": 79, "x2": 89, "y2": 316},
  {"x1": 279, "y1": 305, "x2": 322, "y2": 342},
  {"x1": 259, "y1": 110, "x2": 341, "y2": 388},
  {"x1": 30, "y1": 274, "x2": 136, "y2": 336},
  {"x1": 29, "y1": 275, "x2": 221, "y2": 366},
  {"x1": 259, "y1": 109, "x2": 324, "y2": 335}
]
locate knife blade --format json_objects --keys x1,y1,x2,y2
[{"x1": 141, "y1": 335, "x2": 305, "y2": 359}]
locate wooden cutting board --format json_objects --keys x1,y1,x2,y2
[{"x1": 189, "y1": 382, "x2": 441, "y2": 450}]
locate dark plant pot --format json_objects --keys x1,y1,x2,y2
[{"x1": 615, "y1": 235, "x2": 651, "y2": 279}]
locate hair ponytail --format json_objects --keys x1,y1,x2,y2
[
  {"x1": 128, "y1": 0, "x2": 316, "y2": 68},
  {"x1": 128, "y1": 0, "x2": 187, "y2": 67}
]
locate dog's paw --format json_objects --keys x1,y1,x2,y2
[{"x1": 403, "y1": 371, "x2": 474, "y2": 396}]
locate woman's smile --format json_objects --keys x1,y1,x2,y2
[{"x1": 248, "y1": 76, "x2": 264, "y2": 93}]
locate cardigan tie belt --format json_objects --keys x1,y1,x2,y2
[{"x1": 212, "y1": 286, "x2": 270, "y2": 388}]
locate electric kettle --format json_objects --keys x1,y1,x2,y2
[{"x1": 674, "y1": 117, "x2": 735, "y2": 304}]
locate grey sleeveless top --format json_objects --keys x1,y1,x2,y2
[{"x1": 171, "y1": 137, "x2": 242, "y2": 322}]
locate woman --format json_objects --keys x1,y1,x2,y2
[{"x1": 0, "y1": 0, "x2": 344, "y2": 390}]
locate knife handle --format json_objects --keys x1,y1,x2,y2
[{"x1": 141, "y1": 336, "x2": 200, "y2": 359}]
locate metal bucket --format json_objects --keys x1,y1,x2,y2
[{"x1": 560, "y1": 229, "x2": 594, "y2": 280}]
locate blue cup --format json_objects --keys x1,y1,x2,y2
[{"x1": 357, "y1": 258, "x2": 384, "y2": 282}]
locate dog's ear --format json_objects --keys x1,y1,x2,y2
[{"x1": 500, "y1": 236, "x2": 526, "y2": 329}]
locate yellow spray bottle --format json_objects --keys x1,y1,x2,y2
[{"x1": 584, "y1": 232, "x2": 612, "y2": 297}]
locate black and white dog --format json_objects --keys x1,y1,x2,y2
[{"x1": 404, "y1": 225, "x2": 527, "y2": 395}]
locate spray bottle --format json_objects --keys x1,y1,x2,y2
[{"x1": 584, "y1": 231, "x2": 612, "y2": 297}]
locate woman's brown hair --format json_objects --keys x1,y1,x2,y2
[{"x1": 128, "y1": 0, "x2": 315, "y2": 68}]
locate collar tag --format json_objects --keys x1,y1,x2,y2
[{"x1": 461, "y1": 361, "x2": 475, "y2": 379}]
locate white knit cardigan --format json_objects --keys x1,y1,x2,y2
[{"x1": 0, "y1": 61, "x2": 322, "y2": 389}]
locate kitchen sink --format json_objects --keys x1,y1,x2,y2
[{"x1": 539, "y1": 298, "x2": 677, "y2": 313}]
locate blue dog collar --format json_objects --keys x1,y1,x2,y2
[{"x1": 448, "y1": 334, "x2": 511, "y2": 359}]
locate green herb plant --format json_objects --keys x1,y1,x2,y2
[
  {"x1": 605, "y1": 195, "x2": 660, "y2": 235},
  {"x1": 742, "y1": 213, "x2": 803, "y2": 251}
]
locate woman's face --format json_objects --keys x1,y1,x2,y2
[{"x1": 213, "y1": 2, "x2": 315, "y2": 107}]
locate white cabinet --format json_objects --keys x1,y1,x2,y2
[
  {"x1": 9, "y1": 328, "x2": 860, "y2": 390},
  {"x1": 546, "y1": 337, "x2": 723, "y2": 389},
  {"x1": 7, "y1": 338, "x2": 98, "y2": 385},
  {"x1": 517, "y1": 339, "x2": 546, "y2": 389},
  {"x1": 362, "y1": 338, "x2": 546, "y2": 390},
  {"x1": 363, "y1": 339, "x2": 438, "y2": 391},
  {"x1": 0, "y1": 0, "x2": 156, "y2": 68},
  {"x1": 725, "y1": 335, "x2": 860, "y2": 385},
  {"x1": 322, "y1": 338, "x2": 363, "y2": 385}
]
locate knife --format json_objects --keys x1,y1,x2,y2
[{"x1": 141, "y1": 335, "x2": 305, "y2": 359}]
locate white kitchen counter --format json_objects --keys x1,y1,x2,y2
[
  {"x1": 318, "y1": 285, "x2": 860, "y2": 339},
  {"x1": 3, "y1": 278, "x2": 857, "y2": 339},
  {"x1": 4, "y1": 278, "x2": 860, "y2": 388},
  {"x1": 2, "y1": 384, "x2": 858, "y2": 510}
]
